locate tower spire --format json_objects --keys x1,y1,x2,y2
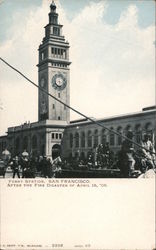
[
  {"x1": 49, "y1": 0, "x2": 58, "y2": 25},
  {"x1": 50, "y1": 0, "x2": 56, "y2": 12}
]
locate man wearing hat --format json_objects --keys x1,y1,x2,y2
[
  {"x1": 140, "y1": 133, "x2": 155, "y2": 170},
  {"x1": 119, "y1": 131, "x2": 135, "y2": 177},
  {"x1": 11, "y1": 156, "x2": 20, "y2": 178}
]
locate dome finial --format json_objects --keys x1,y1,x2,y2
[{"x1": 50, "y1": 0, "x2": 56, "y2": 12}]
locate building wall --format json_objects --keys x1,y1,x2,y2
[
  {"x1": 0, "y1": 120, "x2": 66, "y2": 159},
  {"x1": 62, "y1": 109, "x2": 156, "y2": 159},
  {"x1": 0, "y1": 136, "x2": 7, "y2": 154},
  {"x1": 0, "y1": 109, "x2": 155, "y2": 159},
  {"x1": 6, "y1": 125, "x2": 46, "y2": 157}
]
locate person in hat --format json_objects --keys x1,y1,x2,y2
[
  {"x1": 20, "y1": 156, "x2": 29, "y2": 178},
  {"x1": 11, "y1": 156, "x2": 20, "y2": 178},
  {"x1": 2, "y1": 148, "x2": 11, "y2": 166},
  {"x1": 118, "y1": 131, "x2": 135, "y2": 177},
  {"x1": 41, "y1": 155, "x2": 51, "y2": 178},
  {"x1": 22, "y1": 149, "x2": 29, "y2": 158},
  {"x1": 140, "y1": 133, "x2": 155, "y2": 171}
]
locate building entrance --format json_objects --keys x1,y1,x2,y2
[{"x1": 52, "y1": 144, "x2": 61, "y2": 160}]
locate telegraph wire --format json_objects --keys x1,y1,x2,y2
[{"x1": 0, "y1": 57, "x2": 155, "y2": 155}]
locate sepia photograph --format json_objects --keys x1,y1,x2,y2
[
  {"x1": 0, "y1": 0, "x2": 155, "y2": 179},
  {"x1": 0, "y1": 0, "x2": 155, "y2": 249}
]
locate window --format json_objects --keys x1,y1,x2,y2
[
  {"x1": 46, "y1": 28, "x2": 50, "y2": 37},
  {"x1": 94, "y1": 130, "x2": 98, "y2": 147},
  {"x1": 32, "y1": 135, "x2": 37, "y2": 149},
  {"x1": 110, "y1": 134, "x2": 115, "y2": 146},
  {"x1": 135, "y1": 124, "x2": 142, "y2": 143},
  {"x1": 136, "y1": 133, "x2": 142, "y2": 143},
  {"x1": 59, "y1": 134, "x2": 62, "y2": 139},
  {"x1": 53, "y1": 104, "x2": 55, "y2": 109},
  {"x1": 80, "y1": 152, "x2": 85, "y2": 161},
  {"x1": 69, "y1": 134, "x2": 73, "y2": 148},
  {"x1": 23, "y1": 136, "x2": 28, "y2": 151},
  {"x1": 117, "y1": 135, "x2": 122, "y2": 145},
  {"x1": 101, "y1": 129, "x2": 106, "y2": 145},
  {"x1": 58, "y1": 93, "x2": 60, "y2": 98},
  {"x1": 53, "y1": 27, "x2": 57, "y2": 35},
  {"x1": 41, "y1": 52, "x2": 44, "y2": 60},
  {"x1": 145, "y1": 123, "x2": 153, "y2": 141},
  {"x1": 117, "y1": 127, "x2": 122, "y2": 146},
  {"x1": 51, "y1": 16, "x2": 57, "y2": 24},
  {"x1": 87, "y1": 131, "x2": 92, "y2": 147},
  {"x1": 53, "y1": 27, "x2": 60, "y2": 36},
  {"x1": 58, "y1": 116, "x2": 61, "y2": 120},
  {"x1": 81, "y1": 132, "x2": 85, "y2": 148},
  {"x1": 75, "y1": 133, "x2": 79, "y2": 148},
  {"x1": 56, "y1": 133, "x2": 58, "y2": 139},
  {"x1": 109, "y1": 128, "x2": 115, "y2": 146},
  {"x1": 60, "y1": 49, "x2": 63, "y2": 58},
  {"x1": 52, "y1": 133, "x2": 55, "y2": 139},
  {"x1": 15, "y1": 137, "x2": 20, "y2": 154},
  {"x1": 125, "y1": 125, "x2": 132, "y2": 134},
  {"x1": 3, "y1": 141, "x2": 6, "y2": 149},
  {"x1": 41, "y1": 49, "x2": 47, "y2": 60},
  {"x1": 75, "y1": 152, "x2": 79, "y2": 159},
  {"x1": 63, "y1": 50, "x2": 66, "y2": 59}
]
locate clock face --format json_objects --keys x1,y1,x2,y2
[
  {"x1": 52, "y1": 73, "x2": 67, "y2": 91},
  {"x1": 56, "y1": 77, "x2": 63, "y2": 87}
]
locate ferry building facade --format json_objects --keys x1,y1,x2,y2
[{"x1": 0, "y1": 2, "x2": 156, "y2": 160}]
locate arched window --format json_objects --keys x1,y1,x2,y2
[
  {"x1": 69, "y1": 134, "x2": 73, "y2": 148},
  {"x1": 101, "y1": 129, "x2": 106, "y2": 145},
  {"x1": 125, "y1": 124, "x2": 132, "y2": 133},
  {"x1": 75, "y1": 133, "x2": 79, "y2": 148},
  {"x1": 75, "y1": 152, "x2": 79, "y2": 159},
  {"x1": 145, "y1": 123, "x2": 153, "y2": 140},
  {"x1": 135, "y1": 124, "x2": 142, "y2": 143},
  {"x1": 15, "y1": 137, "x2": 20, "y2": 153},
  {"x1": 81, "y1": 132, "x2": 85, "y2": 148},
  {"x1": 109, "y1": 127, "x2": 115, "y2": 146},
  {"x1": 23, "y1": 136, "x2": 28, "y2": 151},
  {"x1": 117, "y1": 127, "x2": 122, "y2": 146},
  {"x1": 68, "y1": 152, "x2": 72, "y2": 159},
  {"x1": 87, "y1": 131, "x2": 92, "y2": 147},
  {"x1": 94, "y1": 129, "x2": 98, "y2": 147},
  {"x1": 80, "y1": 152, "x2": 85, "y2": 161},
  {"x1": 32, "y1": 135, "x2": 37, "y2": 149},
  {"x1": 41, "y1": 144, "x2": 45, "y2": 155}
]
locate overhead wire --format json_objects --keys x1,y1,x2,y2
[{"x1": 0, "y1": 57, "x2": 155, "y2": 156}]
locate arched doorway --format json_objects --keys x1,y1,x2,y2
[{"x1": 52, "y1": 144, "x2": 61, "y2": 160}]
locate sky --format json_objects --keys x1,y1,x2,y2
[{"x1": 0, "y1": 0, "x2": 155, "y2": 135}]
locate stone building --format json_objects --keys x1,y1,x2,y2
[
  {"x1": 62, "y1": 106, "x2": 156, "y2": 159},
  {"x1": 0, "y1": 2, "x2": 156, "y2": 160}
]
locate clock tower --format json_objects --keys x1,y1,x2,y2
[{"x1": 37, "y1": 1, "x2": 71, "y2": 124}]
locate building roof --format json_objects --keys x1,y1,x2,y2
[{"x1": 68, "y1": 108, "x2": 156, "y2": 128}]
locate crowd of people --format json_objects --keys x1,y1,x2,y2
[
  {"x1": 0, "y1": 133, "x2": 155, "y2": 178},
  {"x1": 0, "y1": 149, "x2": 62, "y2": 178},
  {"x1": 117, "y1": 132, "x2": 155, "y2": 177},
  {"x1": 64, "y1": 132, "x2": 156, "y2": 177}
]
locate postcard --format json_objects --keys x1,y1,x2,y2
[{"x1": 0, "y1": 0, "x2": 155, "y2": 249}]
